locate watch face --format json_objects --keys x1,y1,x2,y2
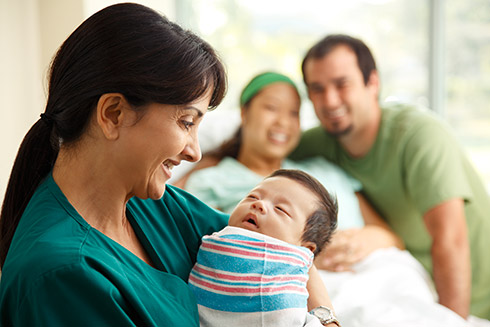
[{"x1": 314, "y1": 306, "x2": 333, "y2": 320}]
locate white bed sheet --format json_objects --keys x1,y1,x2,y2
[{"x1": 320, "y1": 247, "x2": 489, "y2": 327}]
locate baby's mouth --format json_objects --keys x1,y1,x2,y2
[
  {"x1": 243, "y1": 214, "x2": 259, "y2": 228},
  {"x1": 247, "y1": 217, "x2": 257, "y2": 226}
]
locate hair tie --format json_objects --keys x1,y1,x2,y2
[
  {"x1": 240, "y1": 72, "x2": 298, "y2": 106},
  {"x1": 40, "y1": 113, "x2": 54, "y2": 126}
]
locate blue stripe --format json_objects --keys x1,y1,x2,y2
[
  {"x1": 218, "y1": 234, "x2": 262, "y2": 242},
  {"x1": 189, "y1": 284, "x2": 308, "y2": 312},
  {"x1": 197, "y1": 248, "x2": 307, "y2": 276}
]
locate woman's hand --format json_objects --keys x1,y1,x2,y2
[{"x1": 314, "y1": 225, "x2": 404, "y2": 272}]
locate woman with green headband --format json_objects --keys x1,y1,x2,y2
[
  {"x1": 180, "y1": 71, "x2": 403, "y2": 267},
  {"x1": 216, "y1": 71, "x2": 304, "y2": 179}
]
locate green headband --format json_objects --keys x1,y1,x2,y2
[{"x1": 239, "y1": 72, "x2": 298, "y2": 106}]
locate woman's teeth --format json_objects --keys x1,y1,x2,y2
[
  {"x1": 163, "y1": 161, "x2": 174, "y2": 170},
  {"x1": 269, "y1": 132, "x2": 287, "y2": 143}
]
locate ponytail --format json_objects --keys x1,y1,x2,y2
[
  {"x1": 0, "y1": 3, "x2": 227, "y2": 268},
  {"x1": 0, "y1": 117, "x2": 58, "y2": 267}
]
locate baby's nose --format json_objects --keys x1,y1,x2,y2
[{"x1": 251, "y1": 202, "x2": 265, "y2": 213}]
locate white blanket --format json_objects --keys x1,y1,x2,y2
[
  {"x1": 189, "y1": 226, "x2": 323, "y2": 327},
  {"x1": 320, "y1": 247, "x2": 490, "y2": 327}
]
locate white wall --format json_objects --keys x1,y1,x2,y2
[
  {"x1": 0, "y1": 0, "x2": 44, "y2": 202},
  {"x1": 0, "y1": 0, "x2": 176, "y2": 203}
]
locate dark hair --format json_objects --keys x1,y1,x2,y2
[
  {"x1": 0, "y1": 3, "x2": 227, "y2": 268},
  {"x1": 267, "y1": 169, "x2": 338, "y2": 255},
  {"x1": 302, "y1": 34, "x2": 377, "y2": 85},
  {"x1": 208, "y1": 128, "x2": 242, "y2": 160}
]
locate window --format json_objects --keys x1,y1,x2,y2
[
  {"x1": 445, "y1": 0, "x2": 490, "y2": 187},
  {"x1": 177, "y1": 0, "x2": 490, "y2": 188}
]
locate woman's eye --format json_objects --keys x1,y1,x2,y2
[{"x1": 181, "y1": 120, "x2": 194, "y2": 130}]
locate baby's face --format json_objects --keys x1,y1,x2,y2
[{"x1": 228, "y1": 176, "x2": 319, "y2": 246}]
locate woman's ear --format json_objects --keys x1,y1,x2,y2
[
  {"x1": 96, "y1": 93, "x2": 131, "y2": 140},
  {"x1": 240, "y1": 106, "x2": 247, "y2": 123},
  {"x1": 302, "y1": 241, "x2": 317, "y2": 254}
]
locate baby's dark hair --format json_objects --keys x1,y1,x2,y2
[{"x1": 266, "y1": 169, "x2": 338, "y2": 255}]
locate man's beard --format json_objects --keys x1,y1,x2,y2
[{"x1": 324, "y1": 123, "x2": 354, "y2": 138}]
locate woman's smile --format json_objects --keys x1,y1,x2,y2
[
  {"x1": 161, "y1": 159, "x2": 179, "y2": 180},
  {"x1": 268, "y1": 131, "x2": 289, "y2": 145}
]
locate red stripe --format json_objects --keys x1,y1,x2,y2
[
  {"x1": 193, "y1": 265, "x2": 308, "y2": 283},
  {"x1": 189, "y1": 274, "x2": 307, "y2": 295},
  {"x1": 207, "y1": 237, "x2": 311, "y2": 262}
]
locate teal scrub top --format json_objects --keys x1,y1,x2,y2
[{"x1": 0, "y1": 173, "x2": 228, "y2": 326}]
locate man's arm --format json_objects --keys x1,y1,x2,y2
[
  {"x1": 314, "y1": 193, "x2": 404, "y2": 272},
  {"x1": 423, "y1": 198, "x2": 471, "y2": 318},
  {"x1": 355, "y1": 192, "x2": 405, "y2": 250}
]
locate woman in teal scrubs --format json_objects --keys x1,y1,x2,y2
[{"x1": 0, "y1": 3, "x2": 227, "y2": 326}]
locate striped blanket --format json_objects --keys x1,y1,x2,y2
[{"x1": 189, "y1": 226, "x2": 317, "y2": 327}]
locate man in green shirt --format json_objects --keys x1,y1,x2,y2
[{"x1": 291, "y1": 34, "x2": 490, "y2": 320}]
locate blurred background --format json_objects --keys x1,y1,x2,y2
[{"x1": 1, "y1": 0, "x2": 489, "y2": 201}]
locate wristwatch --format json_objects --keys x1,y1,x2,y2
[{"x1": 309, "y1": 306, "x2": 341, "y2": 326}]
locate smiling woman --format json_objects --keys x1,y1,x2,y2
[
  {"x1": 115, "y1": 100, "x2": 209, "y2": 201},
  {"x1": 0, "y1": 3, "x2": 229, "y2": 326}
]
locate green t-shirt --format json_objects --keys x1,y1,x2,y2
[
  {"x1": 291, "y1": 103, "x2": 490, "y2": 319},
  {"x1": 0, "y1": 173, "x2": 228, "y2": 326}
]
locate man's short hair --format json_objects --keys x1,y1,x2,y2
[{"x1": 302, "y1": 34, "x2": 377, "y2": 86}]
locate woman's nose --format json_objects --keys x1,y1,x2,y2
[
  {"x1": 275, "y1": 112, "x2": 299, "y2": 132},
  {"x1": 181, "y1": 134, "x2": 202, "y2": 163}
]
